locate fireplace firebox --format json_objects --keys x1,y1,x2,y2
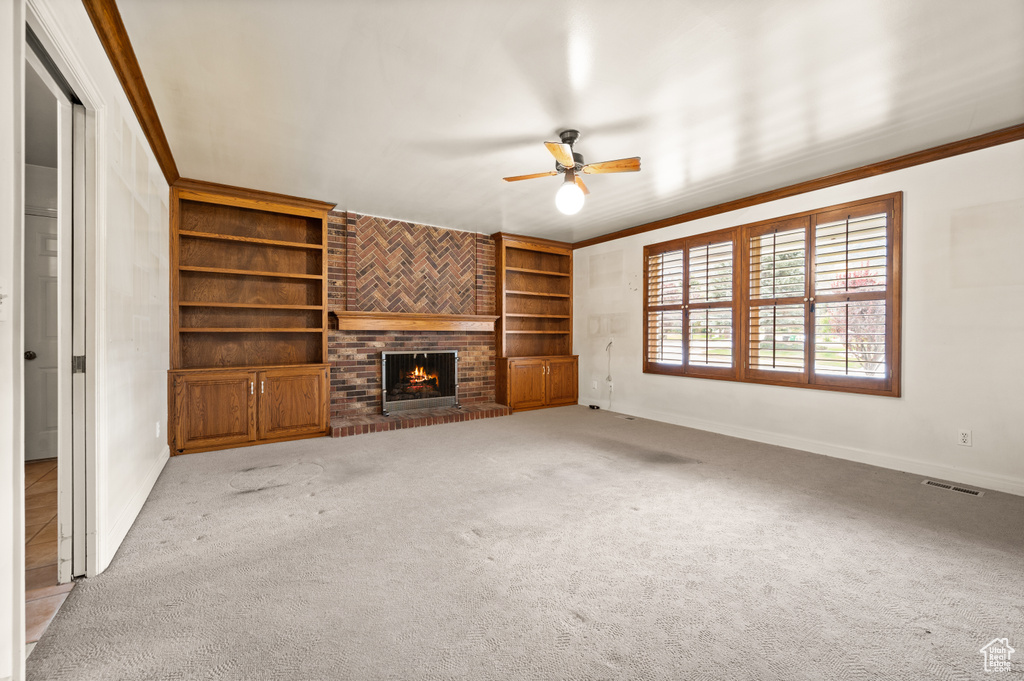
[{"x1": 381, "y1": 351, "x2": 459, "y2": 415}]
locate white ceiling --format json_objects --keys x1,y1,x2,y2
[{"x1": 117, "y1": 0, "x2": 1024, "y2": 242}]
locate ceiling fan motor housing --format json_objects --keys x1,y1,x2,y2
[{"x1": 559, "y1": 129, "x2": 581, "y2": 146}]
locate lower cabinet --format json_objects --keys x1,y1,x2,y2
[
  {"x1": 170, "y1": 364, "x2": 328, "y2": 454},
  {"x1": 497, "y1": 355, "x2": 578, "y2": 412},
  {"x1": 257, "y1": 366, "x2": 330, "y2": 440}
]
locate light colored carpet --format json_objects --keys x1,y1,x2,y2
[{"x1": 27, "y1": 406, "x2": 1024, "y2": 680}]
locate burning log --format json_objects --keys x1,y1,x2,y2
[{"x1": 388, "y1": 366, "x2": 442, "y2": 400}]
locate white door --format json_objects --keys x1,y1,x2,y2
[{"x1": 23, "y1": 214, "x2": 59, "y2": 461}]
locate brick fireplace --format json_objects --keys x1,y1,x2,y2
[{"x1": 326, "y1": 212, "x2": 509, "y2": 436}]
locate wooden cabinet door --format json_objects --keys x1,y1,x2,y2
[
  {"x1": 173, "y1": 371, "x2": 256, "y2": 452},
  {"x1": 546, "y1": 356, "x2": 579, "y2": 406},
  {"x1": 257, "y1": 366, "x2": 328, "y2": 440},
  {"x1": 507, "y1": 358, "x2": 547, "y2": 410}
]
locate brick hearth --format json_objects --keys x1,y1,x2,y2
[{"x1": 331, "y1": 403, "x2": 510, "y2": 437}]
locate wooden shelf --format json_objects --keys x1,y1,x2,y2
[
  {"x1": 179, "y1": 265, "x2": 324, "y2": 280},
  {"x1": 173, "y1": 360, "x2": 327, "y2": 372},
  {"x1": 179, "y1": 230, "x2": 323, "y2": 250},
  {"x1": 505, "y1": 313, "x2": 570, "y2": 319},
  {"x1": 180, "y1": 328, "x2": 324, "y2": 333},
  {"x1": 505, "y1": 266, "x2": 570, "y2": 277},
  {"x1": 505, "y1": 330, "x2": 570, "y2": 335},
  {"x1": 506, "y1": 290, "x2": 570, "y2": 298},
  {"x1": 178, "y1": 302, "x2": 322, "y2": 310},
  {"x1": 332, "y1": 310, "x2": 497, "y2": 332}
]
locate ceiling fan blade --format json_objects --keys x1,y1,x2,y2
[
  {"x1": 581, "y1": 157, "x2": 641, "y2": 174},
  {"x1": 575, "y1": 175, "x2": 590, "y2": 195},
  {"x1": 544, "y1": 142, "x2": 575, "y2": 167},
  {"x1": 503, "y1": 170, "x2": 558, "y2": 182}
]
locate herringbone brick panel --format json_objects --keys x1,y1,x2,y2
[{"x1": 353, "y1": 215, "x2": 477, "y2": 314}]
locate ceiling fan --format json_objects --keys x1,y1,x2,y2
[{"x1": 503, "y1": 130, "x2": 641, "y2": 215}]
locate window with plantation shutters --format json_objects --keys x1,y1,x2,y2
[
  {"x1": 643, "y1": 193, "x2": 901, "y2": 397},
  {"x1": 687, "y1": 240, "x2": 734, "y2": 369},
  {"x1": 810, "y1": 201, "x2": 892, "y2": 387},
  {"x1": 646, "y1": 250, "x2": 684, "y2": 365},
  {"x1": 812, "y1": 206, "x2": 888, "y2": 377},
  {"x1": 747, "y1": 219, "x2": 807, "y2": 381},
  {"x1": 644, "y1": 229, "x2": 738, "y2": 377}
]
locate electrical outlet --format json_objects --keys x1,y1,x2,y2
[
  {"x1": 957, "y1": 429, "x2": 972, "y2": 447},
  {"x1": 156, "y1": 421, "x2": 161, "y2": 438}
]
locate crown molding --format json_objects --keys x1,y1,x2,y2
[
  {"x1": 81, "y1": 0, "x2": 179, "y2": 184},
  {"x1": 573, "y1": 121, "x2": 1024, "y2": 249}
]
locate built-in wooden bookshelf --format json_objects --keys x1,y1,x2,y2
[
  {"x1": 494, "y1": 234, "x2": 573, "y2": 358},
  {"x1": 168, "y1": 180, "x2": 335, "y2": 454},
  {"x1": 493, "y1": 233, "x2": 577, "y2": 411}
]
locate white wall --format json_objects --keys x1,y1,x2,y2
[
  {"x1": 27, "y1": 0, "x2": 171, "y2": 574},
  {"x1": 575, "y1": 140, "x2": 1024, "y2": 497}
]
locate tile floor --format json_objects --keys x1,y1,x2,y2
[{"x1": 24, "y1": 458, "x2": 74, "y2": 646}]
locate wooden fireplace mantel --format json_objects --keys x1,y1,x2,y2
[{"x1": 331, "y1": 310, "x2": 498, "y2": 332}]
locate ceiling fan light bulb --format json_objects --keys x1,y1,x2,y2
[{"x1": 555, "y1": 181, "x2": 585, "y2": 215}]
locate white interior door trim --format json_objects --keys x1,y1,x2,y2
[
  {"x1": 26, "y1": 0, "x2": 105, "y2": 582},
  {"x1": 70, "y1": 101, "x2": 87, "y2": 578},
  {"x1": 25, "y1": 12, "x2": 85, "y2": 584},
  {"x1": 55, "y1": 92, "x2": 73, "y2": 582}
]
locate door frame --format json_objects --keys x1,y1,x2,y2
[
  {"x1": 25, "y1": 0, "x2": 102, "y2": 584},
  {"x1": 25, "y1": 20, "x2": 88, "y2": 585}
]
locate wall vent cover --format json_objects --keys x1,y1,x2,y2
[{"x1": 921, "y1": 479, "x2": 984, "y2": 497}]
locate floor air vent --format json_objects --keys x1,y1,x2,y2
[{"x1": 921, "y1": 479, "x2": 984, "y2": 497}]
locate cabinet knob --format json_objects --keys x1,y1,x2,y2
[{"x1": 24, "y1": 350, "x2": 37, "y2": 360}]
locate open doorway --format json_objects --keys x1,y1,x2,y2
[{"x1": 23, "y1": 27, "x2": 87, "y2": 651}]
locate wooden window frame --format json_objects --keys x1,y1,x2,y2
[
  {"x1": 643, "y1": 226, "x2": 740, "y2": 379},
  {"x1": 643, "y1": 192, "x2": 902, "y2": 397}
]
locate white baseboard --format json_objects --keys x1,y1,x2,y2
[
  {"x1": 617, "y1": 404, "x2": 1024, "y2": 497},
  {"x1": 100, "y1": 445, "x2": 169, "y2": 571}
]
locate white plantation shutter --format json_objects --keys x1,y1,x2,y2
[
  {"x1": 748, "y1": 304, "x2": 805, "y2": 372},
  {"x1": 813, "y1": 301, "x2": 887, "y2": 377},
  {"x1": 688, "y1": 308, "x2": 733, "y2": 367},
  {"x1": 687, "y1": 240, "x2": 734, "y2": 368},
  {"x1": 812, "y1": 208, "x2": 890, "y2": 381},
  {"x1": 647, "y1": 309, "x2": 683, "y2": 364},
  {"x1": 747, "y1": 223, "x2": 807, "y2": 377},
  {"x1": 646, "y1": 250, "x2": 684, "y2": 365},
  {"x1": 647, "y1": 250, "x2": 683, "y2": 306},
  {"x1": 749, "y1": 226, "x2": 806, "y2": 299},
  {"x1": 688, "y1": 241, "x2": 733, "y2": 304},
  {"x1": 814, "y1": 212, "x2": 887, "y2": 295}
]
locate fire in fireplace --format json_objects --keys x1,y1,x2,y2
[{"x1": 381, "y1": 351, "x2": 458, "y2": 415}]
